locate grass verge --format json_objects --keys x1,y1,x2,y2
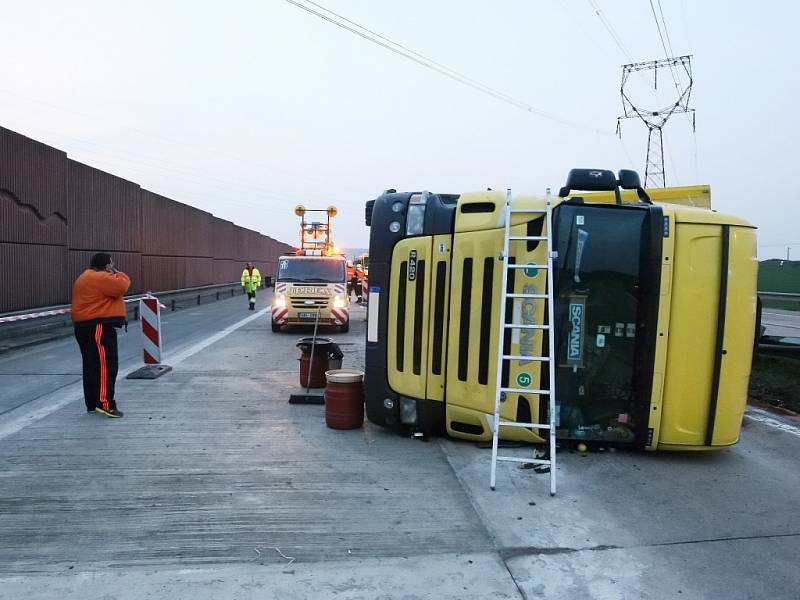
[{"x1": 749, "y1": 353, "x2": 800, "y2": 413}]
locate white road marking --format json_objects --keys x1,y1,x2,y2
[
  {"x1": 167, "y1": 308, "x2": 267, "y2": 364},
  {"x1": 745, "y1": 407, "x2": 800, "y2": 439},
  {"x1": 0, "y1": 308, "x2": 269, "y2": 441}
]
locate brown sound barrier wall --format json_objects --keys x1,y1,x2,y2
[{"x1": 0, "y1": 126, "x2": 293, "y2": 312}]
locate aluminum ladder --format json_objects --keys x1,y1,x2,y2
[{"x1": 489, "y1": 188, "x2": 558, "y2": 496}]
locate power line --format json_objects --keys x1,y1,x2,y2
[
  {"x1": 586, "y1": 0, "x2": 636, "y2": 64},
  {"x1": 586, "y1": 0, "x2": 671, "y2": 175},
  {"x1": 649, "y1": 0, "x2": 681, "y2": 90},
  {"x1": 650, "y1": 0, "x2": 696, "y2": 179},
  {"x1": 284, "y1": 0, "x2": 613, "y2": 135},
  {"x1": 657, "y1": 0, "x2": 677, "y2": 58},
  {"x1": 585, "y1": 1, "x2": 693, "y2": 183}
]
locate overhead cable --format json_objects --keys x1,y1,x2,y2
[
  {"x1": 649, "y1": 0, "x2": 681, "y2": 90},
  {"x1": 285, "y1": 0, "x2": 613, "y2": 135},
  {"x1": 586, "y1": 0, "x2": 637, "y2": 65}
]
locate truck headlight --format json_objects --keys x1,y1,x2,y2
[
  {"x1": 333, "y1": 295, "x2": 347, "y2": 308},
  {"x1": 406, "y1": 191, "x2": 428, "y2": 235},
  {"x1": 400, "y1": 397, "x2": 418, "y2": 425},
  {"x1": 273, "y1": 294, "x2": 286, "y2": 308}
]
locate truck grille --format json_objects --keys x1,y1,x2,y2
[{"x1": 290, "y1": 297, "x2": 330, "y2": 309}]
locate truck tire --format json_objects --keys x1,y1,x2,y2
[
  {"x1": 271, "y1": 322, "x2": 281, "y2": 333},
  {"x1": 340, "y1": 321, "x2": 350, "y2": 334}
]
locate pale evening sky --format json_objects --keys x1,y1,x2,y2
[{"x1": 1, "y1": 0, "x2": 797, "y2": 258}]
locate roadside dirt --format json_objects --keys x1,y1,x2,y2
[{"x1": 749, "y1": 353, "x2": 800, "y2": 414}]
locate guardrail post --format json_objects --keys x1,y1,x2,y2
[
  {"x1": 197, "y1": 294, "x2": 201, "y2": 306},
  {"x1": 171, "y1": 299, "x2": 176, "y2": 312}
]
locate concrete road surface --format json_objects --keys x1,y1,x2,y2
[
  {"x1": 0, "y1": 296, "x2": 798, "y2": 599},
  {"x1": 762, "y1": 308, "x2": 800, "y2": 340}
]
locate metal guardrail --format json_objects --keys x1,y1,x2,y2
[
  {"x1": 0, "y1": 279, "x2": 273, "y2": 353},
  {"x1": 758, "y1": 291, "x2": 800, "y2": 302},
  {"x1": 757, "y1": 290, "x2": 799, "y2": 353},
  {"x1": 0, "y1": 279, "x2": 273, "y2": 325},
  {"x1": 150, "y1": 279, "x2": 273, "y2": 315}
]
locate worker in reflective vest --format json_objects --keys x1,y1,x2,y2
[{"x1": 241, "y1": 262, "x2": 262, "y2": 310}]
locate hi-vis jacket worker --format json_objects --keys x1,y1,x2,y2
[{"x1": 241, "y1": 262, "x2": 262, "y2": 310}]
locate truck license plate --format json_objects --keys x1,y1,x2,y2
[{"x1": 298, "y1": 312, "x2": 317, "y2": 321}]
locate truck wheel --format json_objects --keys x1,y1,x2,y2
[
  {"x1": 271, "y1": 322, "x2": 281, "y2": 333},
  {"x1": 340, "y1": 321, "x2": 350, "y2": 334}
]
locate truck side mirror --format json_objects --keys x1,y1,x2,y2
[
  {"x1": 617, "y1": 169, "x2": 652, "y2": 205},
  {"x1": 365, "y1": 199, "x2": 376, "y2": 226},
  {"x1": 617, "y1": 169, "x2": 641, "y2": 189}
]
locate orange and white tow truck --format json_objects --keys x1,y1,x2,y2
[{"x1": 271, "y1": 205, "x2": 350, "y2": 333}]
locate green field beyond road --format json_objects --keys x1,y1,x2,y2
[{"x1": 759, "y1": 259, "x2": 800, "y2": 310}]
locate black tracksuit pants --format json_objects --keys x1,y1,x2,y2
[{"x1": 74, "y1": 322, "x2": 119, "y2": 412}]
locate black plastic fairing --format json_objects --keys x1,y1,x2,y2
[{"x1": 363, "y1": 191, "x2": 456, "y2": 432}]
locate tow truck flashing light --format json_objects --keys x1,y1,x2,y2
[{"x1": 294, "y1": 205, "x2": 342, "y2": 256}]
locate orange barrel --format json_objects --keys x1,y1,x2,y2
[
  {"x1": 324, "y1": 369, "x2": 364, "y2": 429},
  {"x1": 299, "y1": 353, "x2": 329, "y2": 388},
  {"x1": 297, "y1": 337, "x2": 333, "y2": 388}
]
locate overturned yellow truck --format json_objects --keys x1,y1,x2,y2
[{"x1": 363, "y1": 169, "x2": 758, "y2": 450}]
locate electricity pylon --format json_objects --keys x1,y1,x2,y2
[{"x1": 617, "y1": 56, "x2": 695, "y2": 187}]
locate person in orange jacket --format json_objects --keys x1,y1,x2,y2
[{"x1": 71, "y1": 253, "x2": 131, "y2": 418}]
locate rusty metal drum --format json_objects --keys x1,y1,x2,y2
[{"x1": 324, "y1": 369, "x2": 364, "y2": 429}]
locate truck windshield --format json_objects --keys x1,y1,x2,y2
[
  {"x1": 552, "y1": 203, "x2": 659, "y2": 445},
  {"x1": 277, "y1": 258, "x2": 345, "y2": 283}
]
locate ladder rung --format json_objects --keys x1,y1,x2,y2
[
  {"x1": 496, "y1": 456, "x2": 552, "y2": 466},
  {"x1": 502, "y1": 355, "x2": 550, "y2": 362},
  {"x1": 509, "y1": 209, "x2": 547, "y2": 214},
  {"x1": 498, "y1": 421, "x2": 551, "y2": 429},
  {"x1": 505, "y1": 264, "x2": 548, "y2": 270},
  {"x1": 508, "y1": 236, "x2": 548, "y2": 241},
  {"x1": 500, "y1": 387, "x2": 550, "y2": 395},
  {"x1": 503, "y1": 324, "x2": 550, "y2": 330},
  {"x1": 505, "y1": 293, "x2": 548, "y2": 299}
]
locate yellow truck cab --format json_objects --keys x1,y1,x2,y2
[
  {"x1": 271, "y1": 205, "x2": 350, "y2": 333},
  {"x1": 363, "y1": 169, "x2": 758, "y2": 451}
]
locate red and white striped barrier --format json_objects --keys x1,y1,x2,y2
[
  {"x1": 139, "y1": 296, "x2": 164, "y2": 364},
  {"x1": 273, "y1": 307, "x2": 289, "y2": 324},
  {"x1": 127, "y1": 294, "x2": 171, "y2": 379},
  {"x1": 331, "y1": 307, "x2": 348, "y2": 325}
]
